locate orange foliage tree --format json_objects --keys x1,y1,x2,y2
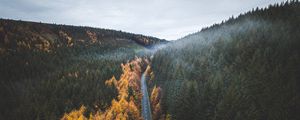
[
  {"x1": 146, "y1": 65, "x2": 165, "y2": 120},
  {"x1": 61, "y1": 57, "x2": 145, "y2": 120},
  {"x1": 150, "y1": 86, "x2": 163, "y2": 120}
]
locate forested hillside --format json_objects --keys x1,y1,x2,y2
[
  {"x1": 0, "y1": 19, "x2": 166, "y2": 119},
  {"x1": 0, "y1": 19, "x2": 165, "y2": 53},
  {"x1": 151, "y1": 1, "x2": 299, "y2": 120},
  {"x1": 1, "y1": 1, "x2": 299, "y2": 120}
]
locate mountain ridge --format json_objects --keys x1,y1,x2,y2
[{"x1": 0, "y1": 18, "x2": 167, "y2": 54}]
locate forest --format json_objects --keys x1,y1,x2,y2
[
  {"x1": 151, "y1": 1, "x2": 299, "y2": 120},
  {"x1": 0, "y1": 19, "x2": 165, "y2": 119},
  {"x1": 0, "y1": 0, "x2": 299, "y2": 120}
]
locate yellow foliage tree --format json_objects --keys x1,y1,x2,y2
[
  {"x1": 62, "y1": 58, "x2": 145, "y2": 120},
  {"x1": 61, "y1": 106, "x2": 87, "y2": 120},
  {"x1": 150, "y1": 86, "x2": 164, "y2": 120}
]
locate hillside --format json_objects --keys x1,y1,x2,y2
[
  {"x1": 0, "y1": 19, "x2": 166, "y2": 54},
  {"x1": 0, "y1": 19, "x2": 166, "y2": 119},
  {"x1": 151, "y1": 1, "x2": 299, "y2": 120},
  {"x1": 0, "y1": 1, "x2": 299, "y2": 120}
]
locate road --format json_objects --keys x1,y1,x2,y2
[{"x1": 141, "y1": 72, "x2": 152, "y2": 120}]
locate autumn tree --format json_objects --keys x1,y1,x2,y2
[{"x1": 62, "y1": 57, "x2": 148, "y2": 120}]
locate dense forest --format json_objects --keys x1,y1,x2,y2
[
  {"x1": 0, "y1": 19, "x2": 166, "y2": 119},
  {"x1": 151, "y1": 1, "x2": 299, "y2": 120},
  {"x1": 1, "y1": 0, "x2": 300, "y2": 120},
  {"x1": 61, "y1": 58, "x2": 166, "y2": 120}
]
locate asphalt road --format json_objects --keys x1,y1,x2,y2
[{"x1": 141, "y1": 73, "x2": 152, "y2": 120}]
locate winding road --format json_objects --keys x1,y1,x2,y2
[{"x1": 141, "y1": 72, "x2": 152, "y2": 120}]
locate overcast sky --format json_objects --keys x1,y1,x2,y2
[{"x1": 0, "y1": 0, "x2": 287, "y2": 40}]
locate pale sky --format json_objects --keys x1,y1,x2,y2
[{"x1": 0, "y1": 0, "x2": 287, "y2": 40}]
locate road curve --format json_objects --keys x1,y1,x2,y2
[{"x1": 141, "y1": 72, "x2": 152, "y2": 120}]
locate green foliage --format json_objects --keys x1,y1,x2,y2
[
  {"x1": 151, "y1": 1, "x2": 300, "y2": 120},
  {"x1": 0, "y1": 19, "x2": 164, "y2": 119}
]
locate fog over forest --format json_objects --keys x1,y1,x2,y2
[{"x1": 0, "y1": 0, "x2": 299, "y2": 120}]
